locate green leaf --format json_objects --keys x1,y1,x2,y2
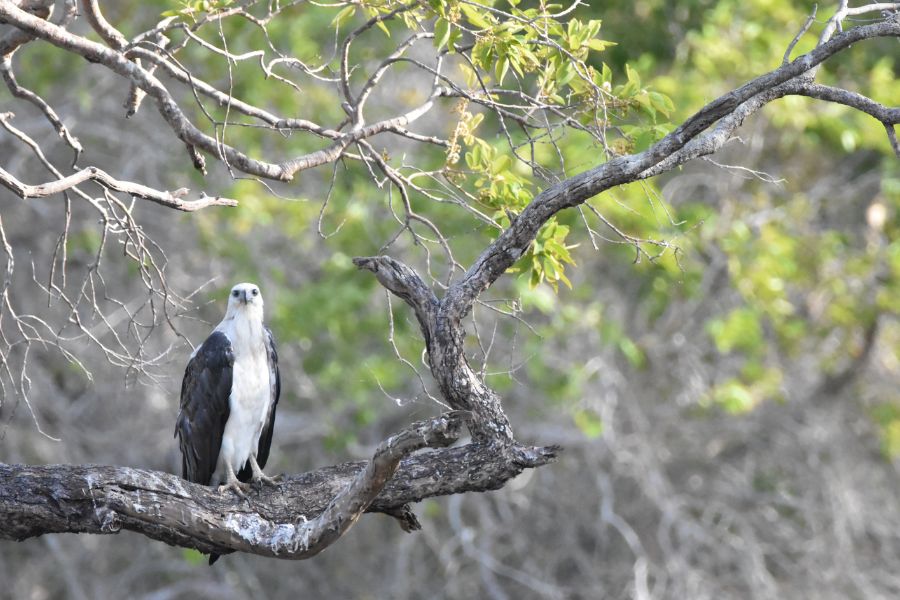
[
  {"x1": 471, "y1": 39, "x2": 493, "y2": 69},
  {"x1": 583, "y1": 19, "x2": 602, "y2": 38},
  {"x1": 618, "y1": 337, "x2": 645, "y2": 367},
  {"x1": 496, "y1": 55, "x2": 510, "y2": 84},
  {"x1": 434, "y1": 17, "x2": 451, "y2": 49},
  {"x1": 600, "y1": 62, "x2": 612, "y2": 84},
  {"x1": 465, "y1": 152, "x2": 478, "y2": 170},
  {"x1": 331, "y1": 5, "x2": 356, "y2": 28},
  {"x1": 634, "y1": 93, "x2": 656, "y2": 119},
  {"x1": 530, "y1": 258, "x2": 543, "y2": 288},
  {"x1": 460, "y1": 3, "x2": 491, "y2": 29},
  {"x1": 587, "y1": 39, "x2": 616, "y2": 52},
  {"x1": 447, "y1": 26, "x2": 463, "y2": 52},
  {"x1": 707, "y1": 307, "x2": 764, "y2": 355},
  {"x1": 545, "y1": 239, "x2": 576, "y2": 265},
  {"x1": 713, "y1": 380, "x2": 756, "y2": 414},
  {"x1": 556, "y1": 61, "x2": 575, "y2": 87},
  {"x1": 182, "y1": 548, "x2": 205, "y2": 565},
  {"x1": 648, "y1": 91, "x2": 674, "y2": 117},
  {"x1": 625, "y1": 63, "x2": 641, "y2": 88},
  {"x1": 491, "y1": 154, "x2": 511, "y2": 175},
  {"x1": 566, "y1": 18, "x2": 580, "y2": 50}
]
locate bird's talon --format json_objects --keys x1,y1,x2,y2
[
  {"x1": 217, "y1": 481, "x2": 249, "y2": 499},
  {"x1": 252, "y1": 473, "x2": 280, "y2": 488}
]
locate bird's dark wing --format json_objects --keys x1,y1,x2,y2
[
  {"x1": 238, "y1": 326, "x2": 280, "y2": 481},
  {"x1": 175, "y1": 331, "x2": 234, "y2": 486}
]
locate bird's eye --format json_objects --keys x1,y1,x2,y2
[
  {"x1": 232, "y1": 290, "x2": 240, "y2": 297},
  {"x1": 252, "y1": 289, "x2": 259, "y2": 296}
]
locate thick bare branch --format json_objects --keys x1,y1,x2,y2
[
  {"x1": 1, "y1": 413, "x2": 557, "y2": 559},
  {"x1": 353, "y1": 255, "x2": 515, "y2": 442}
]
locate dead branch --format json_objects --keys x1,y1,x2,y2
[
  {"x1": 1, "y1": 413, "x2": 558, "y2": 558},
  {"x1": 0, "y1": 165, "x2": 237, "y2": 211}
]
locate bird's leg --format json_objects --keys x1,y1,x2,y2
[
  {"x1": 248, "y1": 453, "x2": 281, "y2": 489},
  {"x1": 217, "y1": 462, "x2": 249, "y2": 499}
]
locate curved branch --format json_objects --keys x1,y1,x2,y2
[
  {"x1": 352, "y1": 255, "x2": 439, "y2": 337},
  {"x1": 79, "y1": 0, "x2": 126, "y2": 49},
  {"x1": 1, "y1": 413, "x2": 556, "y2": 559},
  {"x1": 793, "y1": 82, "x2": 900, "y2": 124},
  {"x1": 0, "y1": 165, "x2": 237, "y2": 212},
  {"x1": 354, "y1": 255, "x2": 515, "y2": 442},
  {"x1": 0, "y1": 58, "x2": 83, "y2": 159}
]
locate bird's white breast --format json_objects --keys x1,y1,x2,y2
[{"x1": 211, "y1": 314, "x2": 273, "y2": 483}]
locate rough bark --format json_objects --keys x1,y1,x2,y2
[
  {"x1": 1, "y1": 414, "x2": 557, "y2": 558},
  {"x1": 353, "y1": 256, "x2": 514, "y2": 442}
]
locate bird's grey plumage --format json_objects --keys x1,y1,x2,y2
[{"x1": 175, "y1": 283, "x2": 281, "y2": 564}]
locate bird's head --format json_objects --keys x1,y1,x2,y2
[{"x1": 224, "y1": 282, "x2": 264, "y2": 320}]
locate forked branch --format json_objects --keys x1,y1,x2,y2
[{"x1": 1, "y1": 413, "x2": 557, "y2": 558}]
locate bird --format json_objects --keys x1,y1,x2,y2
[{"x1": 175, "y1": 282, "x2": 281, "y2": 564}]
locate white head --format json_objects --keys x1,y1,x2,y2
[{"x1": 224, "y1": 282, "x2": 264, "y2": 321}]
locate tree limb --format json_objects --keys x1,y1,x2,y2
[
  {"x1": 0, "y1": 413, "x2": 557, "y2": 559},
  {"x1": 0, "y1": 164, "x2": 237, "y2": 212},
  {"x1": 352, "y1": 255, "x2": 439, "y2": 339}
]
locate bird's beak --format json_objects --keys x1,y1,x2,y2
[{"x1": 240, "y1": 289, "x2": 249, "y2": 304}]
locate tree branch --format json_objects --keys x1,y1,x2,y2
[
  {"x1": 0, "y1": 164, "x2": 237, "y2": 212},
  {"x1": 1, "y1": 413, "x2": 557, "y2": 559},
  {"x1": 793, "y1": 82, "x2": 900, "y2": 124},
  {"x1": 352, "y1": 255, "x2": 439, "y2": 338},
  {"x1": 353, "y1": 255, "x2": 516, "y2": 442}
]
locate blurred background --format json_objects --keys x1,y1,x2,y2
[{"x1": 1, "y1": 1, "x2": 899, "y2": 598}]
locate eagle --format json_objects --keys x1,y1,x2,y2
[{"x1": 175, "y1": 282, "x2": 281, "y2": 564}]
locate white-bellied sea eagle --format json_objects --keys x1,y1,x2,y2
[{"x1": 175, "y1": 282, "x2": 281, "y2": 563}]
